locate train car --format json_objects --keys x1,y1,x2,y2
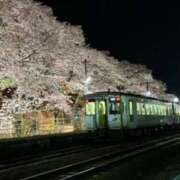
[{"x1": 84, "y1": 92, "x2": 180, "y2": 134}]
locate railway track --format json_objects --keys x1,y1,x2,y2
[
  {"x1": 0, "y1": 138, "x2": 127, "y2": 170},
  {"x1": 0, "y1": 145, "x2": 88, "y2": 170},
  {"x1": 0, "y1": 141, "x2": 133, "y2": 180},
  {"x1": 19, "y1": 133, "x2": 180, "y2": 180}
]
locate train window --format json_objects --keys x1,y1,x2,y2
[
  {"x1": 98, "y1": 101, "x2": 106, "y2": 115},
  {"x1": 161, "y1": 106, "x2": 164, "y2": 116},
  {"x1": 176, "y1": 107, "x2": 178, "y2": 115},
  {"x1": 157, "y1": 105, "x2": 160, "y2": 115},
  {"x1": 129, "y1": 101, "x2": 133, "y2": 115},
  {"x1": 175, "y1": 108, "x2": 178, "y2": 115},
  {"x1": 177, "y1": 108, "x2": 180, "y2": 116},
  {"x1": 153, "y1": 105, "x2": 157, "y2": 115},
  {"x1": 153, "y1": 105, "x2": 156, "y2": 115},
  {"x1": 151, "y1": 104, "x2": 155, "y2": 115},
  {"x1": 162, "y1": 106, "x2": 164, "y2": 115},
  {"x1": 168, "y1": 107, "x2": 172, "y2": 116},
  {"x1": 152, "y1": 105, "x2": 156, "y2": 115},
  {"x1": 149, "y1": 104, "x2": 152, "y2": 115},
  {"x1": 176, "y1": 106, "x2": 180, "y2": 116},
  {"x1": 163, "y1": 106, "x2": 165, "y2": 115},
  {"x1": 162, "y1": 106, "x2": 165, "y2": 116},
  {"x1": 166, "y1": 107, "x2": 169, "y2": 116},
  {"x1": 159, "y1": 106, "x2": 162, "y2": 115},
  {"x1": 159, "y1": 105, "x2": 162, "y2": 116},
  {"x1": 164, "y1": 106, "x2": 167, "y2": 116},
  {"x1": 161, "y1": 106, "x2": 165, "y2": 116},
  {"x1": 109, "y1": 102, "x2": 120, "y2": 114},
  {"x1": 142, "y1": 103, "x2": 146, "y2": 115},
  {"x1": 178, "y1": 107, "x2": 180, "y2": 116},
  {"x1": 158, "y1": 105, "x2": 161, "y2": 116},
  {"x1": 137, "y1": 103, "x2": 141, "y2": 115},
  {"x1": 147, "y1": 104, "x2": 150, "y2": 115},
  {"x1": 85, "y1": 101, "x2": 96, "y2": 115},
  {"x1": 136, "y1": 102, "x2": 146, "y2": 115},
  {"x1": 154, "y1": 104, "x2": 158, "y2": 115},
  {"x1": 156, "y1": 105, "x2": 159, "y2": 115},
  {"x1": 159, "y1": 105, "x2": 162, "y2": 115},
  {"x1": 145, "y1": 104, "x2": 150, "y2": 115}
]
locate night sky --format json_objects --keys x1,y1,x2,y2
[{"x1": 37, "y1": 0, "x2": 180, "y2": 96}]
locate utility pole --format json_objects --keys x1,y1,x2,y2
[
  {"x1": 84, "y1": 59, "x2": 88, "y2": 94},
  {"x1": 84, "y1": 59, "x2": 87, "y2": 79},
  {"x1": 146, "y1": 81, "x2": 149, "y2": 92}
]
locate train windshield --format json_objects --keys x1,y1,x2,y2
[
  {"x1": 110, "y1": 102, "x2": 120, "y2": 114},
  {"x1": 109, "y1": 96, "x2": 121, "y2": 114},
  {"x1": 85, "y1": 100, "x2": 96, "y2": 115}
]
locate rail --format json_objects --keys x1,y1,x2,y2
[{"x1": 20, "y1": 133, "x2": 180, "y2": 180}]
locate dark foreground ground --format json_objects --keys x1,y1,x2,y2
[{"x1": 87, "y1": 142, "x2": 180, "y2": 180}]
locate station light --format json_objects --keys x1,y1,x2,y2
[
  {"x1": 173, "y1": 97, "x2": 179, "y2": 103},
  {"x1": 84, "y1": 76, "x2": 92, "y2": 85},
  {"x1": 144, "y1": 91, "x2": 151, "y2": 96}
]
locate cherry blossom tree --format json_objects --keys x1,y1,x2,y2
[{"x1": 0, "y1": 0, "x2": 171, "y2": 137}]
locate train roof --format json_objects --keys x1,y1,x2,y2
[{"x1": 84, "y1": 91, "x2": 175, "y2": 103}]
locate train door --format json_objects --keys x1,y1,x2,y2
[
  {"x1": 108, "y1": 96, "x2": 123, "y2": 129},
  {"x1": 97, "y1": 100, "x2": 106, "y2": 129},
  {"x1": 85, "y1": 100, "x2": 97, "y2": 130}
]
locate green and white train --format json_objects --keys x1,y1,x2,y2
[{"x1": 84, "y1": 92, "x2": 180, "y2": 133}]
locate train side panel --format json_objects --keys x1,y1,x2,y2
[{"x1": 124, "y1": 96, "x2": 174, "y2": 129}]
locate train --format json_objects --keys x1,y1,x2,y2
[{"x1": 84, "y1": 92, "x2": 180, "y2": 135}]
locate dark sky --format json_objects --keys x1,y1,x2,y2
[{"x1": 37, "y1": 0, "x2": 180, "y2": 96}]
